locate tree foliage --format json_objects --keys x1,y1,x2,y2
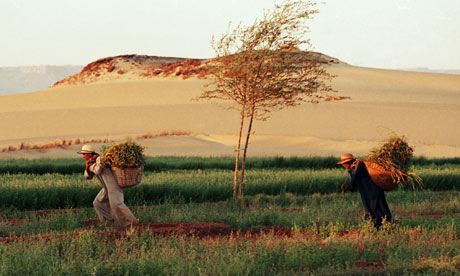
[{"x1": 199, "y1": 0, "x2": 337, "y2": 199}]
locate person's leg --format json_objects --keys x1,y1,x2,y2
[
  {"x1": 93, "y1": 188, "x2": 112, "y2": 225},
  {"x1": 367, "y1": 200, "x2": 383, "y2": 229},
  {"x1": 378, "y1": 195, "x2": 393, "y2": 222},
  {"x1": 104, "y1": 173, "x2": 138, "y2": 227},
  {"x1": 370, "y1": 192, "x2": 393, "y2": 228}
]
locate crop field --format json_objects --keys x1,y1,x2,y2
[{"x1": 1, "y1": 156, "x2": 460, "y2": 275}]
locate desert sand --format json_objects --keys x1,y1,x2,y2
[{"x1": 1, "y1": 60, "x2": 459, "y2": 159}]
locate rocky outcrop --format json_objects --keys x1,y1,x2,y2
[
  {"x1": 53, "y1": 51, "x2": 343, "y2": 87},
  {"x1": 53, "y1": 55, "x2": 208, "y2": 86}
]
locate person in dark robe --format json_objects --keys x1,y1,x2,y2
[{"x1": 338, "y1": 153, "x2": 392, "y2": 229}]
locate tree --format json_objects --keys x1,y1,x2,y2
[{"x1": 199, "y1": 0, "x2": 337, "y2": 200}]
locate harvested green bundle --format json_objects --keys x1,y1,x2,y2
[
  {"x1": 101, "y1": 141, "x2": 145, "y2": 169},
  {"x1": 365, "y1": 135, "x2": 422, "y2": 190},
  {"x1": 101, "y1": 141, "x2": 145, "y2": 188}
]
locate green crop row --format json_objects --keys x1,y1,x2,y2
[
  {"x1": 2, "y1": 190, "x2": 460, "y2": 237},
  {"x1": 1, "y1": 228, "x2": 459, "y2": 276},
  {"x1": 1, "y1": 156, "x2": 459, "y2": 174},
  {"x1": 1, "y1": 167, "x2": 459, "y2": 210},
  {"x1": 1, "y1": 210, "x2": 460, "y2": 275},
  {"x1": 0, "y1": 156, "x2": 340, "y2": 174},
  {"x1": 2, "y1": 190, "x2": 460, "y2": 275}
]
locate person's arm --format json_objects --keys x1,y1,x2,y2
[
  {"x1": 348, "y1": 161, "x2": 364, "y2": 191},
  {"x1": 84, "y1": 155, "x2": 102, "y2": 179},
  {"x1": 342, "y1": 181, "x2": 356, "y2": 191},
  {"x1": 342, "y1": 161, "x2": 363, "y2": 191},
  {"x1": 84, "y1": 163, "x2": 94, "y2": 179}
]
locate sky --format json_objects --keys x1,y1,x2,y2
[{"x1": 1, "y1": 0, "x2": 459, "y2": 70}]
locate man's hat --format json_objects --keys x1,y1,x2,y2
[
  {"x1": 77, "y1": 144, "x2": 96, "y2": 154},
  {"x1": 337, "y1": 153, "x2": 355, "y2": 164}
]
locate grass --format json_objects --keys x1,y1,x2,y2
[
  {"x1": 0, "y1": 156, "x2": 340, "y2": 174},
  {"x1": 1, "y1": 156, "x2": 459, "y2": 174},
  {"x1": 1, "y1": 156, "x2": 460, "y2": 275},
  {"x1": 3, "y1": 227, "x2": 460, "y2": 275},
  {"x1": 2, "y1": 192, "x2": 460, "y2": 275},
  {"x1": 0, "y1": 167, "x2": 459, "y2": 210},
  {"x1": 2, "y1": 190, "x2": 460, "y2": 236}
]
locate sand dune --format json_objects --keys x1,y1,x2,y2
[{"x1": 1, "y1": 62, "x2": 459, "y2": 159}]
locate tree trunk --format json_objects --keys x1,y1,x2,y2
[
  {"x1": 238, "y1": 107, "x2": 255, "y2": 200},
  {"x1": 233, "y1": 107, "x2": 245, "y2": 200}
]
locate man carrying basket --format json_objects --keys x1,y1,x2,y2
[
  {"x1": 339, "y1": 153, "x2": 392, "y2": 229},
  {"x1": 78, "y1": 144, "x2": 139, "y2": 227}
]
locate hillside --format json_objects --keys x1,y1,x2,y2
[
  {"x1": 1, "y1": 52, "x2": 459, "y2": 159},
  {"x1": 52, "y1": 51, "x2": 343, "y2": 86},
  {"x1": 399, "y1": 67, "x2": 460, "y2": 75}
]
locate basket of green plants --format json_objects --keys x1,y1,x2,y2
[
  {"x1": 101, "y1": 141, "x2": 146, "y2": 188},
  {"x1": 364, "y1": 135, "x2": 422, "y2": 191}
]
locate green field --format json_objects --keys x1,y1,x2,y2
[
  {"x1": 1, "y1": 166, "x2": 459, "y2": 210},
  {"x1": 1, "y1": 156, "x2": 460, "y2": 275},
  {"x1": 1, "y1": 156, "x2": 459, "y2": 174}
]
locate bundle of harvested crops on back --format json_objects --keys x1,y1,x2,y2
[
  {"x1": 365, "y1": 135, "x2": 422, "y2": 191},
  {"x1": 101, "y1": 141, "x2": 145, "y2": 188}
]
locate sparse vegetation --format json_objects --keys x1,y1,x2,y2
[{"x1": 0, "y1": 130, "x2": 191, "y2": 153}]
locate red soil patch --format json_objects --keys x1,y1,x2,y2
[
  {"x1": 354, "y1": 260, "x2": 385, "y2": 270},
  {"x1": 82, "y1": 221, "x2": 235, "y2": 240},
  {"x1": 1, "y1": 207, "x2": 454, "y2": 244},
  {"x1": 83, "y1": 219, "x2": 101, "y2": 227},
  {"x1": 405, "y1": 213, "x2": 460, "y2": 219},
  {"x1": 31, "y1": 209, "x2": 80, "y2": 217},
  {"x1": 404, "y1": 229, "x2": 423, "y2": 236},
  {"x1": 1, "y1": 219, "x2": 25, "y2": 226},
  {"x1": 0, "y1": 220, "x2": 424, "y2": 244},
  {"x1": 268, "y1": 208, "x2": 303, "y2": 213},
  {"x1": 0, "y1": 232, "x2": 81, "y2": 243},
  {"x1": 137, "y1": 222, "x2": 232, "y2": 236},
  {"x1": 258, "y1": 226, "x2": 297, "y2": 236},
  {"x1": 1, "y1": 209, "x2": 81, "y2": 226},
  {"x1": 256, "y1": 226, "x2": 318, "y2": 237},
  {"x1": 338, "y1": 230, "x2": 361, "y2": 238},
  {"x1": 0, "y1": 222, "x2": 233, "y2": 243},
  {"x1": 245, "y1": 207, "x2": 304, "y2": 213}
]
